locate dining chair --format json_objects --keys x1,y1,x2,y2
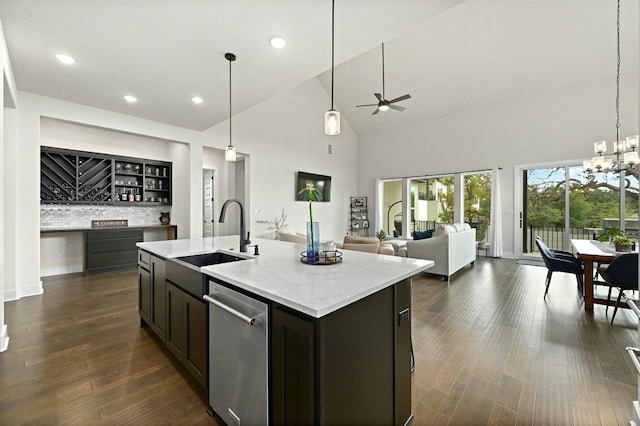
[
  {"x1": 535, "y1": 236, "x2": 584, "y2": 298},
  {"x1": 597, "y1": 253, "x2": 638, "y2": 324}
]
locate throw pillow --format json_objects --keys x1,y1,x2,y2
[{"x1": 413, "y1": 230, "x2": 433, "y2": 240}]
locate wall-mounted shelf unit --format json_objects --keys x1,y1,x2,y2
[
  {"x1": 350, "y1": 196, "x2": 369, "y2": 236},
  {"x1": 41, "y1": 147, "x2": 172, "y2": 206}
]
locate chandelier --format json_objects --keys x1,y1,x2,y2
[{"x1": 583, "y1": 0, "x2": 638, "y2": 173}]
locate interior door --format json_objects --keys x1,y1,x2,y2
[{"x1": 203, "y1": 169, "x2": 214, "y2": 237}]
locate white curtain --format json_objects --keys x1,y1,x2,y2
[{"x1": 489, "y1": 167, "x2": 503, "y2": 257}]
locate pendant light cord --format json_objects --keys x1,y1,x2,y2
[
  {"x1": 225, "y1": 52, "x2": 236, "y2": 149},
  {"x1": 615, "y1": 0, "x2": 620, "y2": 145},
  {"x1": 331, "y1": 0, "x2": 335, "y2": 110},
  {"x1": 229, "y1": 55, "x2": 232, "y2": 148}
]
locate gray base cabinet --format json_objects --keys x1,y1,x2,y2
[
  {"x1": 86, "y1": 228, "x2": 143, "y2": 275},
  {"x1": 271, "y1": 278, "x2": 412, "y2": 425},
  {"x1": 166, "y1": 281, "x2": 208, "y2": 389},
  {"x1": 138, "y1": 250, "x2": 166, "y2": 342},
  {"x1": 149, "y1": 255, "x2": 166, "y2": 341},
  {"x1": 138, "y1": 265, "x2": 151, "y2": 326}
]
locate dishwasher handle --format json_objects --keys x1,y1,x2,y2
[{"x1": 204, "y1": 294, "x2": 259, "y2": 326}]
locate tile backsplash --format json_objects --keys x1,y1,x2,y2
[{"x1": 41, "y1": 204, "x2": 172, "y2": 229}]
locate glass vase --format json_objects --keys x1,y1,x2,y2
[{"x1": 306, "y1": 221, "x2": 320, "y2": 263}]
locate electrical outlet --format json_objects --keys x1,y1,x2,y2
[{"x1": 398, "y1": 308, "x2": 410, "y2": 325}]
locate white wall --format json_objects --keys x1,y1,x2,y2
[
  {"x1": 209, "y1": 77, "x2": 359, "y2": 242},
  {"x1": 0, "y1": 16, "x2": 17, "y2": 350},
  {"x1": 5, "y1": 92, "x2": 209, "y2": 301},
  {"x1": 5, "y1": 75, "x2": 358, "y2": 304},
  {"x1": 358, "y1": 74, "x2": 639, "y2": 258}
]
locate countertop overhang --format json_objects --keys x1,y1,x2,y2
[{"x1": 137, "y1": 236, "x2": 433, "y2": 318}]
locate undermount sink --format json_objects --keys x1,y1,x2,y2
[
  {"x1": 166, "y1": 251, "x2": 249, "y2": 298},
  {"x1": 176, "y1": 252, "x2": 248, "y2": 267}
]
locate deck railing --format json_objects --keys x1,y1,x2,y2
[{"x1": 527, "y1": 226, "x2": 592, "y2": 253}]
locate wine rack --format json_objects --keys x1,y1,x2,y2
[{"x1": 41, "y1": 147, "x2": 171, "y2": 206}]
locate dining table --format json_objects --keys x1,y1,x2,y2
[{"x1": 571, "y1": 239, "x2": 635, "y2": 310}]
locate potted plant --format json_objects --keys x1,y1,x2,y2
[
  {"x1": 297, "y1": 182, "x2": 322, "y2": 262},
  {"x1": 257, "y1": 208, "x2": 289, "y2": 234},
  {"x1": 476, "y1": 224, "x2": 487, "y2": 249},
  {"x1": 613, "y1": 234, "x2": 633, "y2": 252},
  {"x1": 599, "y1": 226, "x2": 622, "y2": 243},
  {"x1": 376, "y1": 229, "x2": 386, "y2": 241}
]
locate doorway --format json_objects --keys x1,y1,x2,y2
[{"x1": 203, "y1": 169, "x2": 215, "y2": 237}]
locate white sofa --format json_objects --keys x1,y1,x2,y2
[{"x1": 402, "y1": 223, "x2": 476, "y2": 280}]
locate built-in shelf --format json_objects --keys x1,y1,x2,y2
[
  {"x1": 350, "y1": 196, "x2": 369, "y2": 236},
  {"x1": 41, "y1": 146, "x2": 172, "y2": 206}
]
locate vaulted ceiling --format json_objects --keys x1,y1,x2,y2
[{"x1": 1, "y1": 0, "x2": 638, "y2": 136}]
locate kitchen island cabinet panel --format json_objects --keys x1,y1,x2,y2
[
  {"x1": 165, "y1": 281, "x2": 208, "y2": 390},
  {"x1": 272, "y1": 279, "x2": 411, "y2": 425},
  {"x1": 166, "y1": 282, "x2": 186, "y2": 359},
  {"x1": 184, "y1": 291, "x2": 208, "y2": 389},
  {"x1": 138, "y1": 266, "x2": 151, "y2": 326},
  {"x1": 149, "y1": 255, "x2": 166, "y2": 341},
  {"x1": 272, "y1": 307, "x2": 316, "y2": 425}
]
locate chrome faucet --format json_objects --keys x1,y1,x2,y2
[{"x1": 219, "y1": 198, "x2": 249, "y2": 253}]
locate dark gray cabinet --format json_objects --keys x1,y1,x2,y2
[
  {"x1": 166, "y1": 281, "x2": 208, "y2": 389},
  {"x1": 85, "y1": 228, "x2": 143, "y2": 275},
  {"x1": 138, "y1": 250, "x2": 167, "y2": 343},
  {"x1": 149, "y1": 255, "x2": 167, "y2": 341},
  {"x1": 271, "y1": 278, "x2": 412, "y2": 425},
  {"x1": 138, "y1": 263, "x2": 151, "y2": 326}
]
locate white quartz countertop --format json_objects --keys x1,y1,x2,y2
[{"x1": 137, "y1": 236, "x2": 433, "y2": 318}]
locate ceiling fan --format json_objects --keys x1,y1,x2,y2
[{"x1": 356, "y1": 43, "x2": 411, "y2": 115}]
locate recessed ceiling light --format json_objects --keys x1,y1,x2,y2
[
  {"x1": 55, "y1": 53, "x2": 76, "y2": 65},
  {"x1": 191, "y1": 96, "x2": 204, "y2": 105},
  {"x1": 269, "y1": 36, "x2": 287, "y2": 49},
  {"x1": 123, "y1": 95, "x2": 137, "y2": 103}
]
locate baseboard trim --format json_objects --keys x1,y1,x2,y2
[
  {"x1": 4, "y1": 280, "x2": 44, "y2": 301},
  {"x1": 0, "y1": 324, "x2": 9, "y2": 352}
]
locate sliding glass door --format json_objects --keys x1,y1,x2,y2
[
  {"x1": 522, "y1": 163, "x2": 636, "y2": 257},
  {"x1": 378, "y1": 171, "x2": 492, "y2": 243}
]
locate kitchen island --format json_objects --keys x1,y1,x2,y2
[{"x1": 137, "y1": 236, "x2": 433, "y2": 425}]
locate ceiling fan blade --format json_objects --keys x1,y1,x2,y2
[
  {"x1": 374, "y1": 93, "x2": 383, "y2": 102},
  {"x1": 356, "y1": 103, "x2": 378, "y2": 108},
  {"x1": 372, "y1": 108, "x2": 380, "y2": 115},
  {"x1": 388, "y1": 94, "x2": 411, "y2": 104},
  {"x1": 389, "y1": 104, "x2": 406, "y2": 112}
]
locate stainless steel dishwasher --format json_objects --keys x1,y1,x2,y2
[{"x1": 204, "y1": 280, "x2": 269, "y2": 426}]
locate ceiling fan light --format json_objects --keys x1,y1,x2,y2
[
  {"x1": 378, "y1": 104, "x2": 389, "y2": 112},
  {"x1": 325, "y1": 109, "x2": 340, "y2": 135}
]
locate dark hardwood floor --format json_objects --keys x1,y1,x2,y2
[{"x1": 1, "y1": 258, "x2": 637, "y2": 425}]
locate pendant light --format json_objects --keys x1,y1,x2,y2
[
  {"x1": 225, "y1": 52, "x2": 237, "y2": 162},
  {"x1": 324, "y1": 0, "x2": 340, "y2": 135}
]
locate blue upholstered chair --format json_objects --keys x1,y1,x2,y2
[
  {"x1": 535, "y1": 237, "x2": 584, "y2": 298},
  {"x1": 597, "y1": 253, "x2": 638, "y2": 324}
]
